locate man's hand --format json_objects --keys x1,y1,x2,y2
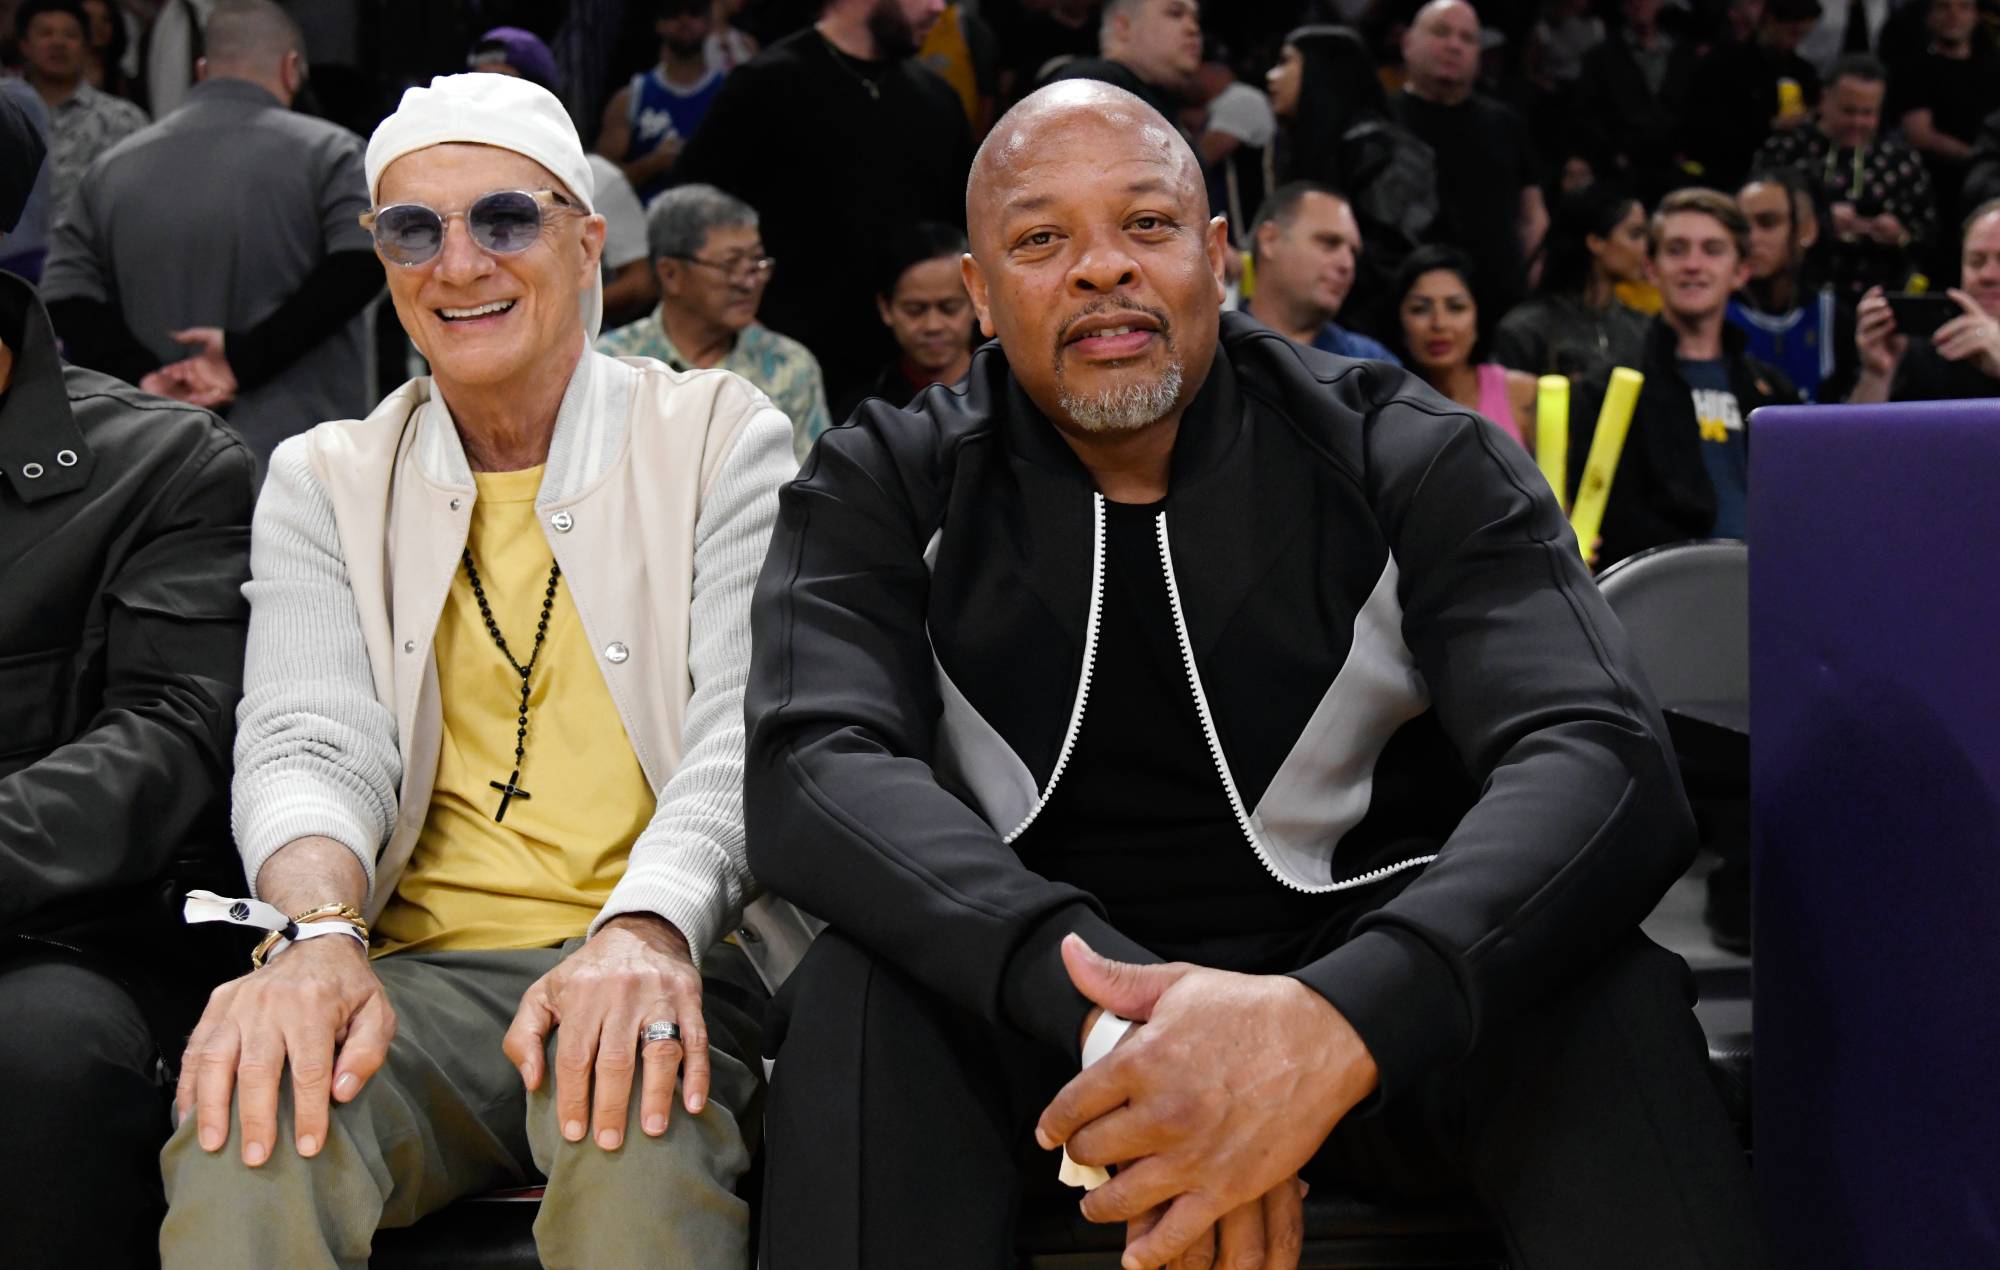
[
  {"x1": 1037, "y1": 936, "x2": 1377, "y2": 1270},
  {"x1": 502, "y1": 913, "x2": 709, "y2": 1150},
  {"x1": 143, "y1": 327, "x2": 238, "y2": 408},
  {"x1": 1867, "y1": 211, "x2": 1909, "y2": 247},
  {"x1": 1831, "y1": 201, "x2": 1863, "y2": 242},
  {"x1": 175, "y1": 933, "x2": 395, "y2": 1167},
  {"x1": 1931, "y1": 288, "x2": 2000, "y2": 379},
  {"x1": 1128, "y1": 1177, "x2": 1308, "y2": 1270},
  {"x1": 1853, "y1": 285, "x2": 1908, "y2": 395}
]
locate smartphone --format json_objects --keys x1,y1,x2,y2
[{"x1": 1885, "y1": 293, "x2": 1961, "y2": 340}]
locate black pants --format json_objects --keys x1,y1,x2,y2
[
  {"x1": 761, "y1": 930, "x2": 1763, "y2": 1269},
  {"x1": 0, "y1": 952, "x2": 172, "y2": 1267}
]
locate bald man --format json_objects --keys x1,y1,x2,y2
[
  {"x1": 1389, "y1": 0, "x2": 1545, "y2": 328},
  {"x1": 747, "y1": 83, "x2": 1762, "y2": 1270}
]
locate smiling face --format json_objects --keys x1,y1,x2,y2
[
  {"x1": 880, "y1": 253, "x2": 976, "y2": 373},
  {"x1": 1962, "y1": 211, "x2": 2000, "y2": 314},
  {"x1": 1398, "y1": 267, "x2": 1479, "y2": 375},
  {"x1": 1649, "y1": 209, "x2": 1750, "y2": 323},
  {"x1": 1820, "y1": 74, "x2": 1884, "y2": 149},
  {"x1": 964, "y1": 85, "x2": 1227, "y2": 437},
  {"x1": 374, "y1": 143, "x2": 605, "y2": 393}
]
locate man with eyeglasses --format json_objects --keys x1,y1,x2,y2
[
  {"x1": 41, "y1": 0, "x2": 380, "y2": 464},
  {"x1": 598, "y1": 183, "x2": 830, "y2": 461},
  {"x1": 155, "y1": 71, "x2": 798, "y2": 1268}
]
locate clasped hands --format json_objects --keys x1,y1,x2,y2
[
  {"x1": 174, "y1": 912, "x2": 709, "y2": 1168},
  {"x1": 1038, "y1": 935, "x2": 1379, "y2": 1270},
  {"x1": 139, "y1": 326, "x2": 238, "y2": 409}
]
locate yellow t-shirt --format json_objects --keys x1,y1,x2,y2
[{"x1": 372, "y1": 466, "x2": 656, "y2": 956}]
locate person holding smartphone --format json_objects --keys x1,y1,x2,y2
[{"x1": 1849, "y1": 197, "x2": 2000, "y2": 400}]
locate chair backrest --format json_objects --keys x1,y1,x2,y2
[{"x1": 1595, "y1": 539, "x2": 1748, "y2": 716}]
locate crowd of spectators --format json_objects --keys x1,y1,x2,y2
[{"x1": 2, "y1": 0, "x2": 1996, "y2": 570}]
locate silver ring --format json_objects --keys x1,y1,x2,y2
[{"x1": 643, "y1": 1020, "x2": 681, "y2": 1044}]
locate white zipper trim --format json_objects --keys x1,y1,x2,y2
[
  {"x1": 1155, "y1": 512, "x2": 1438, "y2": 894},
  {"x1": 1002, "y1": 493, "x2": 1107, "y2": 845}
]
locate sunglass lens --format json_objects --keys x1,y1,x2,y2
[
  {"x1": 469, "y1": 191, "x2": 544, "y2": 255},
  {"x1": 375, "y1": 204, "x2": 444, "y2": 265}
]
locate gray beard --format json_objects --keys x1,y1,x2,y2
[{"x1": 1057, "y1": 359, "x2": 1185, "y2": 433}]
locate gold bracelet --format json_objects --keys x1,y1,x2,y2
[{"x1": 250, "y1": 904, "x2": 372, "y2": 969}]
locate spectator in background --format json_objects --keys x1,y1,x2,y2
[
  {"x1": 467, "y1": 25, "x2": 661, "y2": 331},
  {"x1": 598, "y1": 0, "x2": 728, "y2": 206},
  {"x1": 1730, "y1": 167, "x2": 1854, "y2": 400},
  {"x1": 1849, "y1": 198, "x2": 2000, "y2": 399},
  {"x1": 598, "y1": 183, "x2": 830, "y2": 460},
  {"x1": 1191, "y1": 47, "x2": 1272, "y2": 243},
  {"x1": 917, "y1": 2, "x2": 1000, "y2": 137},
  {"x1": 1267, "y1": 24, "x2": 1437, "y2": 345},
  {"x1": 1244, "y1": 181, "x2": 1401, "y2": 363},
  {"x1": 1042, "y1": 0, "x2": 1202, "y2": 124},
  {"x1": 1963, "y1": 105, "x2": 2000, "y2": 215},
  {"x1": 0, "y1": 91, "x2": 257, "y2": 1268},
  {"x1": 707, "y1": 0, "x2": 760, "y2": 70},
  {"x1": 1394, "y1": 244, "x2": 1539, "y2": 448},
  {"x1": 675, "y1": 0, "x2": 972, "y2": 406},
  {"x1": 1492, "y1": 183, "x2": 1650, "y2": 380},
  {"x1": 983, "y1": 0, "x2": 1098, "y2": 104},
  {"x1": 1893, "y1": 0, "x2": 2000, "y2": 268},
  {"x1": 1685, "y1": 0, "x2": 1821, "y2": 193},
  {"x1": 14, "y1": 0, "x2": 145, "y2": 217},
  {"x1": 1797, "y1": 0, "x2": 1889, "y2": 72},
  {"x1": 836, "y1": 220, "x2": 975, "y2": 418},
  {"x1": 1524, "y1": 0, "x2": 1606, "y2": 93},
  {"x1": 42, "y1": 0, "x2": 377, "y2": 463},
  {"x1": 1571, "y1": 189, "x2": 1798, "y2": 569},
  {"x1": 1575, "y1": 0, "x2": 1695, "y2": 206},
  {"x1": 79, "y1": 0, "x2": 133, "y2": 99},
  {"x1": 1390, "y1": 0, "x2": 1547, "y2": 334},
  {"x1": 1755, "y1": 54, "x2": 1934, "y2": 300}
]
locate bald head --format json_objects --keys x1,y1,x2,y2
[
  {"x1": 201, "y1": 0, "x2": 306, "y2": 103},
  {"x1": 1403, "y1": 0, "x2": 1481, "y2": 104},
  {"x1": 958, "y1": 79, "x2": 1226, "y2": 444},
  {"x1": 967, "y1": 80, "x2": 1206, "y2": 259}
]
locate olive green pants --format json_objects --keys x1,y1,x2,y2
[{"x1": 159, "y1": 939, "x2": 764, "y2": 1269}]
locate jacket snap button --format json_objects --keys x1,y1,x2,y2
[
  {"x1": 605, "y1": 642, "x2": 630, "y2": 664},
  {"x1": 403, "y1": 640, "x2": 416, "y2": 654},
  {"x1": 55, "y1": 449, "x2": 78, "y2": 467},
  {"x1": 21, "y1": 462, "x2": 43, "y2": 479},
  {"x1": 449, "y1": 498, "x2": 462, "y2": 511},
  {"x1": 551, "y1": 510, "x2": 574, "y2": 532}
]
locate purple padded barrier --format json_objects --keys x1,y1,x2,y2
[{"x1": 1749, "y1": 399, "x2": 2000, "y2": 1267}]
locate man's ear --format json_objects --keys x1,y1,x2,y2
[
  {"x1": 876, "y1": 294, "x2": 896, "y2": 328},
  {"x1": 577, "y1": 213, "x2": 607, "y2": 281},
  {"x1": 962, "y1": 251, "x2": 996, "y2": 338}
]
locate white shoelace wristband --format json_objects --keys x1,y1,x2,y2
[
  {"x1": 1058, "y1": 1013, "x2": 1135, "y2": 1191},
  {"x1": 183, "y1": 890, "x2": 368, "y2": 962}
]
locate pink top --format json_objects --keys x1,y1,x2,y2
[{"x1": 1476, "y1": 363, "x2": 1526, "y2": 448}]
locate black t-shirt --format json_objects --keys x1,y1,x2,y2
[
  {"x1": 1041, "y1": 57, "x2": 1189, "y2": 132},
  {"x1": 1892, "y1": 47, "x2": 2000, "y2": 145},
  {"x1": 1685, "y1": 39, "x2": 1820, "y2": 193},
  {"x1": 1014, "y1": 499, "x2": 1346, "y2": 971},
  {"x1": 1388, "y1": 91, "x2": 1538, "y2": 324},
  {"x1": 674, "y1": 29, "x2": 974, "y2": 403}
]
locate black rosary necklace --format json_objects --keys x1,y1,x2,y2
[{"x1": 461, "y1": 549, "x2": 561, "y2": 822}]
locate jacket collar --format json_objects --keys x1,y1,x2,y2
[
  {"x1": 0, "y1": 269, "x2": 92, "y2": 504},
  {"x1": 411, "y1": 341, "x2": 633, "y2": 504},
  {"x1": 1643, "y1": 311, "x2": 1750, "y2": 367}
]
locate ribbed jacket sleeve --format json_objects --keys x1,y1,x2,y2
[
  {"x1": 230, "y1": 439, "x2": 402, "y2": 898},
  {"x1": 588, "y1": 406, "x2": 795, "y2": 964}
]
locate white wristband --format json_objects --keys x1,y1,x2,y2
[{"x1": 1059, "y1": 1013, "x2": 1135, "y2": 1191}]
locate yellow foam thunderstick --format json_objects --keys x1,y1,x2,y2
[
  {"x1": 1535, "y1": 375, "x2": 1569, "y2": 512},
  {"x1": 1568, "y1": 367, "x2": 1643, "y2": 567}
]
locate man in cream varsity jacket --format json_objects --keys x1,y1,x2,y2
[{"x1": 158, "y1": 74, "x2": 795, "y2": 1269}]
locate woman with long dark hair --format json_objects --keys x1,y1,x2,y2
[
  {"x1": 1491, "y1": 183, "x2": 1651, "y2": 378},
  {"x1": 1265, "y1": 24, "x2": 1436, "y2": 342},
  {"x1": 1395, "y1": 244, "x2": 1540, "y2": 451}
]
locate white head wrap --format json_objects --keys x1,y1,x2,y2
[{"x1": 364, "y1": 73, "x2": 603, "y2": 339}]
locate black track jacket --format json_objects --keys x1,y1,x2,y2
[{"x1": 746, "y1": 312, "x2": 1695, "y2": 1101}]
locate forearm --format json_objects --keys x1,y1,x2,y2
[
  {"x1": 45, "y1": 295, "x2": 161, "y2": 384},
  {"x1": 228, "y1": 250, "x2": 382, "y2": 391},
  {"x1": 1847, "y1": 368, "x2": 1894, "y2": 403},
  {"x1": 254, "y1": 835, "x2": 369, "y2": 914}
]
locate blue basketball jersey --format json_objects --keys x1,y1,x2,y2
[
  {"x1": 1727, "y1": 290, "x2": 1837, "y2": 402},
  {"x1": 626, "y1": 66, "x2": 725, "y2": 200}
]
